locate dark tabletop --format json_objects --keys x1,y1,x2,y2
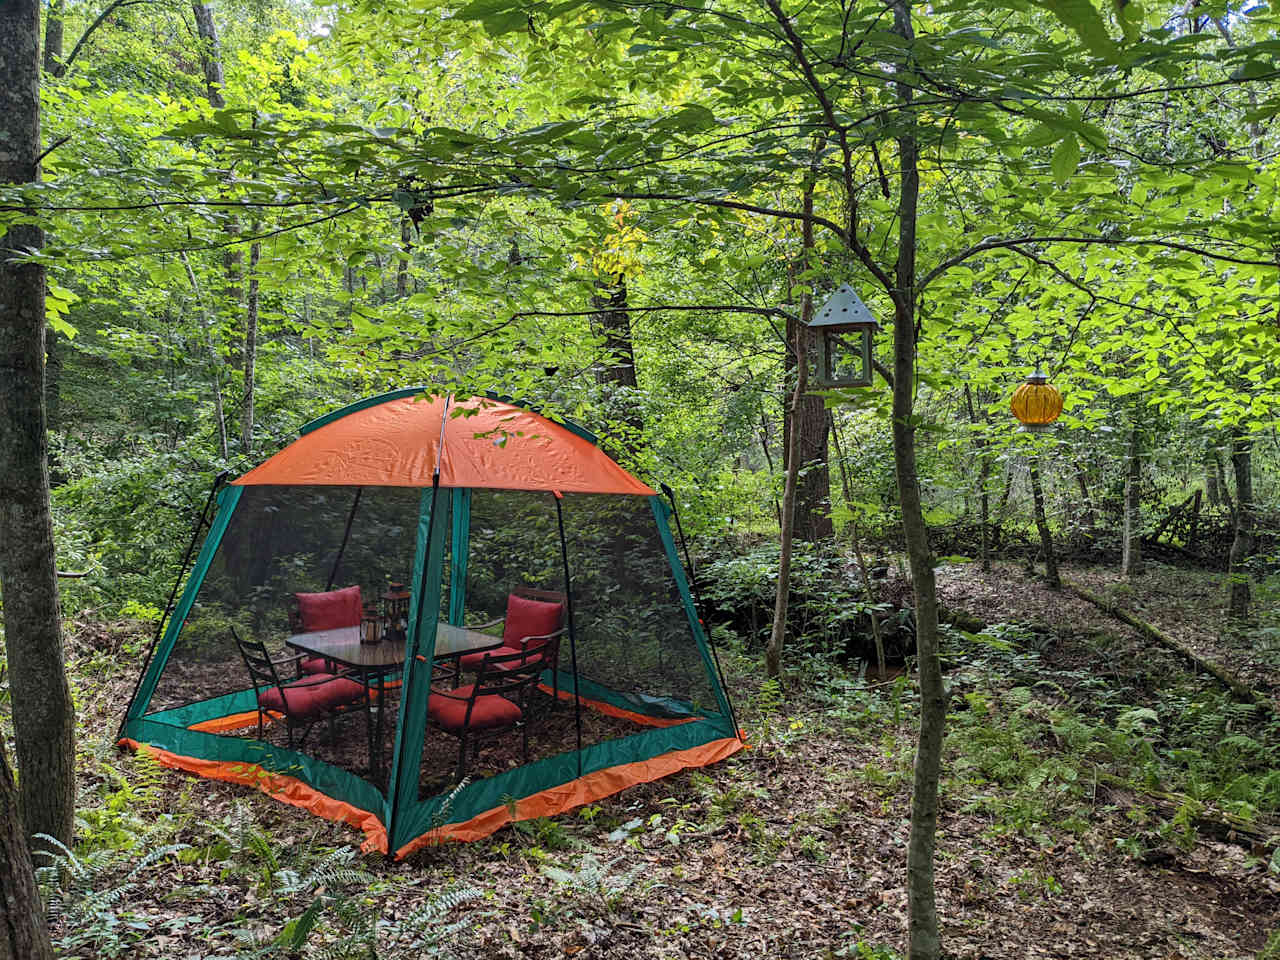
[{"x1": 286, "y1": 623, "x2": 502, "y2": 671}]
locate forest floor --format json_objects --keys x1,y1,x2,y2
[{"x1": 48, "y1": 559, "x2": 1280, "y2": 959}]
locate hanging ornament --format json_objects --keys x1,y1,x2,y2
[{"x1": 1010, "y1": 369, "x2": 1063, "y2": 432}]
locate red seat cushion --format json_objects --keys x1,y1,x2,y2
[
  {"x1": 258, "y1": 675, "x2": 365, "y2": 719},
  {"x1": 296, "y1": 586, "x2": 362, "y2": 631},
  {"x1": 458, "y1": 644, "x2": 522, "y2": 673},
  {"x1": 298, "y1": 657, "x2": 330, "y2": 675},
  {"x1": 502, "y1": 594, "x2": 563, "y2": 649},
  {"x1": 428, "y1": 685, "x2": 522, "y2": 732}
]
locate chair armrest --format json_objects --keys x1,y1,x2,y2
[
  {"x1": 515, "y1": 626, "x2": 567, "y2": 649},
  {"x1": 269, "y1": 651, "x2": 305, "y2": 668}
]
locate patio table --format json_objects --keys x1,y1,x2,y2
[{"x1": 287, "y1": 623, "x2": 503, "y2": 781}]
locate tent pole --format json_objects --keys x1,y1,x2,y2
[
  {"x1": 118, "y1": 471, "x2": 229, "y2": 740},
  {"x1": 553, "y1": 495, "x2": 582, "y2": 776},
  {"x1": 659, "y1": 482, "x2": 740, "y2": 738},
  {"x1": 326, "y1": 486, "x2": 364, "y2": 590}
]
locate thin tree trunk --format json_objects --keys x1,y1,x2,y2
[
  {"x1": 1227, "y1": 430, "x2": 1253, "y2": 619},
  {"x1": 42, "y1": 3, "x2": 63, "y2": 483},
  {"x1": 241, "y1": 240, "x2": 259, "y2": 453},
  {"x1": 396, "y1": 217, "x2": 411, "y2": 298},
  {"x1": 831, "y1": 413, "x2": 888, "y2": 679},
  {"x1": 963, "y1": 385, "x2": 990, "y2": 572},
  {"x1": 178, "y1": 252, "x2": 229, "y2": 459},
  {"x1": 1122, "y1": 424, "x2": 1144, "y2": 577},
  {"x1": 1205, "y1": 454, "x2": 1220, "y2": 507},
  {"x1": 1075, "y1": 466, "x2": 1096, "y2": 534},
  {"x1": 759, "y1": 413, "x2": 783, "y2": 528},
  {"x1": 191, "y1": 3, "x2": 225, "y2": 107},
  {"x1": 1028, "y1": 456, "x2": 1060, "y2": 589},
  {"x1": 888, "y1": 4, "x2": 944, "y2": 955},
  {"x1": 0, "y1": 0, "x2": 76, "y2": 853},
  {"x1": 765, "y1": 155, "x2": 819, "y2": 680},
  {"x1": 0, "y1": 736, "x2": 54, "y2": 960}
]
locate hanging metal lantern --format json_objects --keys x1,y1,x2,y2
[
  {"x1": 1010, "y1": 369, "x2": 1063, "y2": 432},
  {"x1": 806, "y1": 283, "x2": 881, "y2": 388}
]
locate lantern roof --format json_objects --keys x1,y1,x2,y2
[{"x1": 809, "y1": 283, "x2": 881, "y2": 329}]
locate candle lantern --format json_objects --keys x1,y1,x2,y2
[
  {"x1": 361, "y1": 603, "x2": 383, "y2": 645},
  {"x1": 1010, "y1": 369, "x2": 1063, "y2": 432},
  {"x1": 806, "y1": 283, "x2": 881, "y2": 389},
  {"x1": 382, "y1": 583, "x2": 411, "y2": 645}
]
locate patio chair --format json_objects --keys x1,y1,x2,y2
[
  {"x1": 457, "y1": 589, "x2": 566, "y2": 695},
  {"x1": 232, "y1": 627, "x2": 366, "y2": 748},
  {"x1": 288, "y1": 585, "x2": 362, "y2": 675},
  {"x1": 427, "y1": 646, "x2": 548, "y2": 781}
]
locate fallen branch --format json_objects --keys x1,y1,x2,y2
[
  {"x1": 1097, "y1": 771, "x2": 1278, "y2": 850},
  {"x1": 1063, "y1": 580, "x2": 1275, "y2": 715}
]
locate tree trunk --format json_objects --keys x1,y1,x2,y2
[
  {"x1": 1075, "y1": 466, "x2": 1095, "y2": 534},
  {"x1": 240, "y1": 241, "x2": 260, "y2": 453},
  {"x1": 0, "y1": 737, "x2": 54, "y2": 960},
  {"x1": 782, "y1": 317, "x2": 833, "y2": 542},
  {"x1": 1122, "y1": 424, "x2": 1144, "y2": 577},
  {"x1": 1227, "y1": 430, "x2": 1253, "y2": 620},
  {"x1": 191, "y1": 3, "x2": 225, "y2": 107},
  {"x1": 890, "y1": 4, "x2": 945, "y2": 956},
  {"x1": 396, "y1": 217, "x2": 411, "y2": 298},
  {"x1": 0, "y1": 0, "x2": 76, "y2": 852},
  {"x1": 1028, "y1": 456, "x2": 1060, "y2": 589},
  {"x1": 963, "y1": 385, "x2": 990, "y2": 572},
  {"x1": 765, "y1": 160, "x2": 819, "y2": 680},
  {"x1": 1205, "y1": 453, "x2": 1220, "y2": 507},
  {"x1": 42, "y1": 2, "x2": 63, "y2": 483},
  {"x1": 590, "y1": 275, "x2": 644, "y2": 435}
]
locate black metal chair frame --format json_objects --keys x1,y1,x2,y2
[
  {"x1": 462, "y1": 586, "x2": 568, "y2": 701},
  {"x1": 231, "y1": 627, "x2": 366, "y2": 750},
  {"x1": 429, "y1": 645, "x2": 552, "y2": 782}
]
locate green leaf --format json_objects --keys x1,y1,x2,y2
[
  {"x1": 1031, "y1": 0, "x2": 1121, "y2": 61},
  {"x1": 1051, "y1": 135, "x2": 1081, "y2": 185}
]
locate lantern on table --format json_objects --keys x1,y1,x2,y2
[
  {"x1": 382, "y1": 583, "x2": 411, "y2": 645},
  {"x1": 1010, "y1": 369, "x2": 1063, "y2": 432},
  {"x1": 806, "y1": 283, "x2": 881, "y2": 389},
  {"x1": 361, "y1": 602, "x2": 383, "y2": 645}
]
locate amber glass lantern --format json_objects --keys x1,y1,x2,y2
[{"x1": 1010, "y1": 369, "x2": 1063, "y2": 432}]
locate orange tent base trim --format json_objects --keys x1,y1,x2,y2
[
  {"x1": 395, "y1": 735, "x2": 744, "y2": 859},
  {"x1": 118, "y1": 738, "x2": 389, "y2": 854}
]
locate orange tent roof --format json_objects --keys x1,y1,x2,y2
[{"x1": 233, "y1": 393, "x2": 655, "y2": 496}]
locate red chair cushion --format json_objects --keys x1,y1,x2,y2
[
  {"x1": 298, "y1": 657, "x2": 330, "y2": 675},
  {"x1": 295, "y1": 586, "x2": 362, "y2": 631},
  {"x1": 458, "y1": 645, "x2": 522, "y2": 673},
  {"x1": 428, "y1": 685, "x2": 522, "y2": 731},
  {"x1": 258, "y1": 675, "x2": 365, "y2": 719},
  {"x1": 502, "y1": 594, "x2": 563, "y2": 649}
]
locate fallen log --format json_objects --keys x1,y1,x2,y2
[{"x1": 1063, "y1": 580, "x2": 1275, "y2": 716}]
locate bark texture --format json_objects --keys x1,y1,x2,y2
[
  {"x1": 891, "y1": 4, "x2": 945, "y2": 956},
  {"x1": 1227, "y1": 431, "x2": 1253, "y2": 620},
  {"x1": 0, "y1": 0, "x2": 77, "y2": 852},
  {"x1": 782, "y1": 314, "x2": 833, "y2": 541},
  {"x1": 590, "y1": 275, "x2": 644, "y2": 434},
  {"x1": 1122, "y1": 424, "x2": 1144, "y2": 577},
  {"x1": 0, "y1": 737, "x2": 54, "y2": 960}
]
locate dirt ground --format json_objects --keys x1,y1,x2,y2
[{"x1": 50, "y1": 561, "x2": 1280, "y2": 958}]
